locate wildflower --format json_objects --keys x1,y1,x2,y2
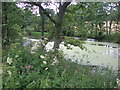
[
  {"x1": 0, "y1": 70, "x2": 2, "y2": 75},
  {"x1": 41, "y1": 42, "x2": 45, "y2": 46},
  {"x1": 26, "y1": 65, "x2": 31, "y2": 69},
  {"x1": 53, "y1": 57, "x2": 57, "y2": 61},
  {"x1": 51, "y1": 57, "x2": 59, "y2": 65},
  {"x1": 18, "y1": 50, "x2": 21, "y2": 53},
  {"x1": 31, "y1": 46, "x2": 37, "y2": 51},
  {"x1": 116, "y1": 78, "x2": 120, "y2": 85},
  {"x1": 45, "y1": 54, "x2": 48, "y2": 57},
  {"x1": 31, "y1": 51, "x2": 35, "y2": 54},
  {"x1": 7, "y1": 71, "x2": 12, "y2": 76},
  {"x1": 104, "y1": 82, "x2": 106, "y2": 86},
  {"x1": 68, "y1": 44, "x2": 71, "y2": 47},
  {"x1": 51, "y1": 49, "x2": 55, "y2": 52},
  {"x1": 45, "y1": 68, "x2": 48, "y2": 70},
  {"x1": 15, "y1": 55, "x2": 19, "y2": 58},
  {"x1": 43, "y1": 61, "x2": 47, "y2": 64},
  {"x1": 40, "y1": 55, "x2": 45, "y2": 59},
  {"x1": 44, "y1": 38, "x2": 48, "y2": 41},
  {"x1": 7, "y1": 57, "x2": 12, "y2": 64},
  {"x1": 110, "y1": 82, "x2": 112, "y2": 87}
]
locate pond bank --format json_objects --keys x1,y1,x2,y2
[{"x1": 23, "y1": 37, "x2": 119, "y2": 71}]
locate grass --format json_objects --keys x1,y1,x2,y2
[{"x1": 31, "y1": 32, "x2": 49, "y2": 38}]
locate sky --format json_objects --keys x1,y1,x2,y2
[
  {"x1": 16, "y1": 1, "x2": 77, "y2": 16},
  {"x1": 16, "y1": 2, "x2": 117, "y2": 16},
  {"x1": 16, "y1": 2, "x2": 61, "y2": 16}
]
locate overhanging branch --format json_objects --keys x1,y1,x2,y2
[
  {"x1": 26, "y1": 2, "x2": 56, "y2": 24},
  {"x1": 62, "y1": 2, "x2": 71, "y2": 9}
]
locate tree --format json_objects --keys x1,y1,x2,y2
[
  {"x1": 2, "y1": 2, "x2": 24, "y2": 49},
  {"x1": 27, "y1": 2, "x2": 71, "y2": 49},
  {"x1": 38, "y1": 3, "x2": 45, "y2": 39}
]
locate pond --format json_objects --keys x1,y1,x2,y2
[
  {"x1": 46, "y1": 39, "x2": 119, "y2": 71},
  {"x1": 23, "y1": 37, "x2": 119, "y2": 71}
]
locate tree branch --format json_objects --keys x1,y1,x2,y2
[
  {"x1": 62, "y1": 2, "x2": 71, "y2": 9},
  {"x1": 57, "y1": 2, "x2": 71, "y2": 22},
  {"x1": 26, "y1": 2, "x2": 56, "y2": 24}
]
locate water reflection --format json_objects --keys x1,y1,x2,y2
[
  {"x1": 86, "y1": 38, "x2": 97, "y2": 42},
  {"x1": 89, "y1": 42, "x2": 119, "y2": 57},
  {"x1": 103, "y1": 49, "x2": 118, "y2": 56}
]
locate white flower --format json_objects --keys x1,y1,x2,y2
[
  {"x1": 51, "y1": 62, "x2": 55, "y2": 65},
  {"x1": 116, "y1": 78, "x2": 120, "y2": 85},
  {"x1": 7, "y1": 57, "x2": 12, "y2": 64},
  {"x1": 45, "y1": 38, "x2": 48, "y2": 40},
  {"x1": 31, "y1": 46, "x2": 38, "y2": 51},
  {"x1": 51, "y1": 49, "x2": 55, "y2": 52},
  {"x1": 31, "y1": 51, "x2": 35, "y2": 54},
  {"x1": 45, "y1": 68, "x2": 48, "y2": 70},
  {"x1": 51, "y1": 57, "x2": 59, "y2": 65},
  {"x1": 0, "y1": 70, "x2": 2, "y2": 75},
  {"x1": 15, "y1": 55, "x2": 19, "y2": 58},
  {"x1": 43, "y1": 61, "x2": 47, "y2": 64},
  {"x1": 53, "y1": 57, "x2": 57, "y2": 61},
  {"x1": 18, "y1": 50, "x2": 21, "y2": 53},
  {"x1": 68, "y1": 44, "x2": 71, "y2": 47},
  {"x1": 40, "y1": 55, "x2": 45, "y2": 59},
  {"x1": 7, "y1": 71, "x2": 12, "y2": 76},
  {"x1": 45, "y1": 54, "x2": 48, "y2": 57}
]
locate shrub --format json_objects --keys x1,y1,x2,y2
[
  {"x1": 64, "y1": 36, "x2": 86, "y2": 50},
  {"x1": 2, "y1": 43, "x2": 117, "y2": 88},
  {"x1": 104, "y1": 33, "x2": 120, "y2": 44}
]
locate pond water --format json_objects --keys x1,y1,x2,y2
[
  {"x1": 46, "y1": 39, "x2": 119, "y2": 71},
  {"x1": 23, "y1": 37, "x2": 119, "y2": 71}
]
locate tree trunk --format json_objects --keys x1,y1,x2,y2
[
  {"x1": 53, "y1": 37, "x2": 61, "y2": 49},
  {"x1": 109, "y1": 21, "x2": 112, "y2": 35},
  {"x1": 98, "y1": 23, "x2": 102, "y2": 32},
  {"x1": 39, "y1": 6, "x2": 45, "y2": 40},
  {"x1": 53, "y1": 3, "x2": 66, "y2": 49},
  {"x1": 2, "y1": 2, "x2": 9, "y2": 49},
  {"x1": 31, "y1": 2, "x2": 71, "y2": 49},
  {"x1": 95, "y1": 24, "x2": 98, "y2": 38},
  {"x1": 53, "y1": 23, "x2": 62, "y2": 49},
  {"x1": 116, "y1": 21, "x2": 118, "y2": 32},
  {"x1": 41, "y1": 14, "x2": 45, "y2": 39},
  {"x1": 106, "y1": 21, "x2": 108, "y2": 36}
]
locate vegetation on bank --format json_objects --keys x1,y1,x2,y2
[
  {"x1": 2, "y1": 42, "x2": 117, "y2": 88},
  {"x1": 30, "y1": 31, "x2": 120, "y2": 44},
  {"x1": 104, "y1": 33, "x2": 120, "y2": 44}
]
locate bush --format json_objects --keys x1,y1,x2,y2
[
  {"x1": 2, "y1": 43, "x2": 117, "y2": 88},
  {"x1": 104, "y1": 33, "x2": 120, "y2": 44},
  {"x1": 109, "y1": 33, "x2": 120, "y2": 44},
  {"x1": 64, "y1": 36, "x2": 86, "y2": 50}
]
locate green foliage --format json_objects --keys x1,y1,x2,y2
[
  {"x1": 64, "y1": 36, "x2": 86, "y2": 50},
  {"x1": 63, "y1": 2, "x2": 119, "y2": 43},
  {"x1": 2, "y1": 44, "x2": 117, "y2": 88},
  {"x1": 22, "y1": 10, "x2": 40, "y2": 33},
  {"x1": 2, "y1": 2, "x2": 24, "y2": 46},
  {"x1": 104, "y1": 33, "x2": 120, "y2": 44},
  {"x1": 2, "y1": 2, "x2": 119, "y2": 88}
]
